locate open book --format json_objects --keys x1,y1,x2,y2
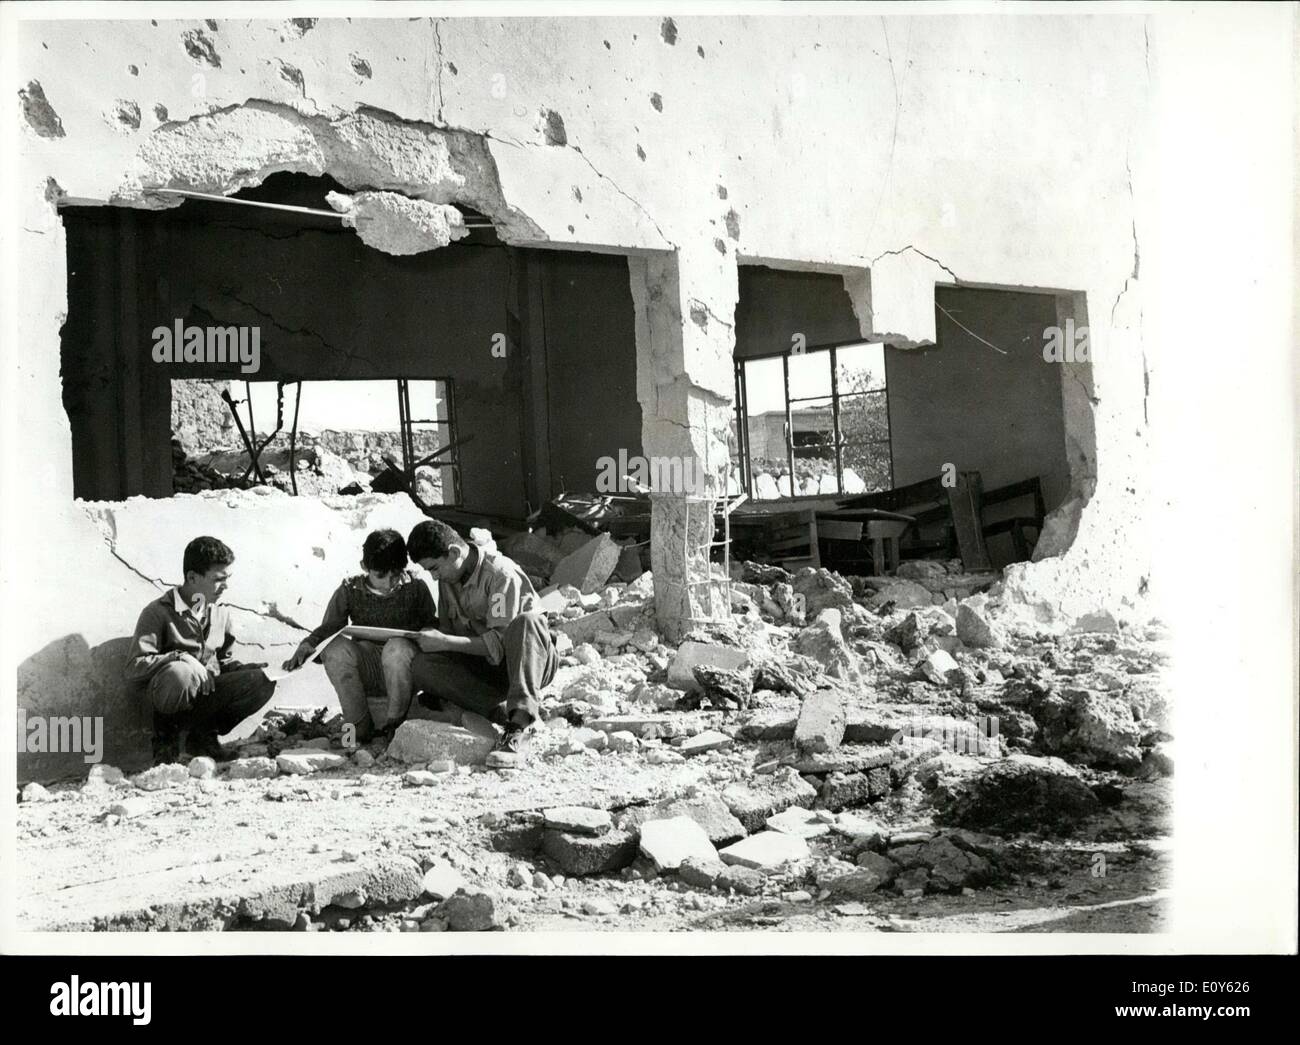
[
  {"x1": 339, "y1": 625, "x2": 425, "y2": 643},
  {"x1": 259, "y1": 627, "x2": 345, "y2": 682}
]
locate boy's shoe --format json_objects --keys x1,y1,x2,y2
[
  {"x1": 152, "y1": 731, "x2": 183, "y2": 765},
  {"x1": 486, "y1": 725, "x2": 530, "y2": 769}
]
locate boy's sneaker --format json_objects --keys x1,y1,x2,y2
[{"x1": 486, "y1": 725, "x2": 530, "y2": 769}]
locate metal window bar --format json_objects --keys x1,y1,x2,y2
[
  {"x1": 397, "y1": 378, "x2": 463, "y2": 507},
  {"x1": 675, "y1": 492, "x2": 747, "y2": 628}
]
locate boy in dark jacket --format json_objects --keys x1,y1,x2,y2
[{"x1": 282, "y1": 529, "x2": 436, "y2": 742}]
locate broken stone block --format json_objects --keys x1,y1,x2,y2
[
  {"x1": 912, "y1": 836, "x2": 992, "y2": 892},
  {"x1": 131, "y1": 763, "x2": 190, "y2": 791},
  {"x1": 794, "y1": 610, "x2": 859, "y2": 680},
  {"x1": 623, "y1": 793, "x2": 747, "y2": 847},
  {"x1": 631, "y1": 681, "x2": 682, "y2": 710},
  {"x1": 792, "y1": 567, "x2": 854, "y2": 617},
  {"x1": 896, "y1": 867, "x2": 931, "y2": 896},
  {"x1": 606, "y1": 730, "x2": 638, "y2": 752},
  {"x1": 719, "y1": 831, "x2": 810, "y2": 870},
  {"x1": 722, "y1": 769, "x2": 818, "y2": 833},
  {"x1": 765, "y1": 806, "x2": 831, "y2": 839},
  {"x1": 422, "y1": 862, "x2": 467, "y2": 900},
  {"x1": 353, "y1": 749, "x2": 375, "y2": 768},
  {"x1": 678, "y1": 855, "x2": 727, "y2": 889},
  {"x1": 504, "y1": 531, "x2": 567, "y2": 578},
  {"x1": 188, "y1": 756, "x2": 217, "y2": 779},
  {"x1": 795, "y1": 689, "x2": 847, "y2": 753},
  {"x1": 819, "y1": 771, "x2": 874, "y2": 811},
  {"x1": 667, "y1": 641, "x2": 750, "y2": 691},
  {"x1": 21, "y1": 782, "x2": 52, "y2": 802},
  {"x1": 387, "y1": 719, "x2": 497, "y2": 766},
  {"x1": 276, "y1": 749, "x2": 349, "y2": 775},
  {"x1": 614, "y1": 545, "x2": 645, "y2": 583},
  {"x1": 228, "y1": 756, "x2": 278, "y2": 780},
  {"x1": 403, "y1": 770, "x2": 438, "y2": 787},
  {"x1": 1035, "y1": 687, "x2": 1144, "y2": 769},
  {"x1": 639, "y1": 816, "x2": 719, "y2": 872},
  {"x1": 679, "y1": 730, "x2": 734, "y2": 757},
  {"x1": 956, "y1": 603, "x2": 1001, "y2": 648},
  {"x1": 541, "y1": 827, "x2": 637, "y2": 876},
  {"x1": 582, "y1": 897, "x2": 618, "y2": 917},
  {"x1": 825, "y1": 855, "x2": 897, "y2": 898},
  {"x1": 917, "y1": 648, "x2": 962, "y2": 685},
  {"x1": 549, "y1": 533, "x2": 620, "y2": 595},
  {"x1": 883, "y1": 612, "x2": 922, "y2": 652},
  {"x1": 537, "y1": 588, "x2": 570, "y2": 615},
  {"x1": 866, "y1": 580, "x2": 935, "y2": 611},
  {"x1": 544, "y1": 806, "x2": 612, "y2": 835},
  {"x1": 932, "y1": 754, "x2": 1100, "y2": 835},
  {"x1": 87, "y1": 764, "x2": 124, "y2": 785},
  {"x1": 436, "y1": 889, "x2": 502, "y2": 931},
  {"x1": 692, "y1": 665, "x2": 754, "y2": 709},
  {"x1": 718, "y1": 865, "x2": 766, "y2": 895}
]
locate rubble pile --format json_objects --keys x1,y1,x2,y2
[{"x1": 17, "y1": 557, "x2": 1172, "y2": 932}]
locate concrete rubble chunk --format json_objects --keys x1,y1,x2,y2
[
  {"x1": 866, "y1": 580, "x2": 935, "y2": 611},
  {"x1": 719, "y1": 830, "x2": 810, "y2": 870},
  {"x1": 623, "y1": 794, "x2": 747, "y2": 846},
  {"x1": 917, "y1": 648, "x2": 962, "y2": 685},
  {"x1": 667, "y1": 641, "x2": 750, "y2": 691},
  {"x1": 436, "y1": 889, "x2": 502, "y2": 931},
  {"x1": 21, "y1": 782, "x2": 52, "y2": 802},
  {"x1": 794, "y1": 610, "x2": 859, "y2": 680},
  {"x1": 722, "y1": 769, "x2": 818, "y2": 833},
  {"x1": 541, "y1": 827, "x2": 637, "y2": 876},
  {"x1": 956, "y1": 603, "x2": 1001, "y2": 648},
  {"x1": 679, "y1": 730, "x2": 734, "y2": 756},
  {"x1": 549, "y1": 533, "x2": 620, "y2": 594},
  {"x1": 718, "y1": 865, "x2": 766, "y2": 895},
  {"x1": 934, "y1": 754, "x2": 1101, "y2": 835},
  {"x1": 795, "y1": 688, "x2": 847, "y2": 753},
  {"x1": 543, "y1": 806, "x2": 612, "y2": 835},
  {"x1": 87, "y1": 765, "x2": 124, "y2": 785},
  {"x1": 678, "y1": 855, "x2": 728, "y2": 889},
  {"x1": 586, "y1": 715, "x2": 671, "y2": 738},
  {"x1": 131, "y1": 763, "x2": 190, "y2": 791},
  {"x1": 228, "y1": 756, "x2": 279, "y2": 780},
  {"x1": 387, "y1": 718, "x2": 497, "y2": 766},
  {"x1": 765, "y1": 806, "x2": 831, "y2": 839},
  {"x1": 403, "y1": 770, "x2": 438, "y2": 787},
  {"x1": 188, "y1": 756, "x2": 217, "y2": 779},
  {"x1": 421, "y1": 862, "x2": 467, "y2": 900},
  {"x1": 1071, "y1": 609, "x2": 1120, "y2": 634},
  {"x1": 276, "y1": 748, "x2": 349, "y2": 775},
  {"x1": 638, "y1": 816, "x2": 719, "y2": 871}
]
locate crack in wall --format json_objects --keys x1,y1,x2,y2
[
  {"x1": 871, "y1": 244, "x2": 959, "y2": 282},
  {"x1": 570, "y1": 147, "x2": 676, "y2": 248}
]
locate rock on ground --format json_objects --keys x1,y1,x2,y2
[
  {"x1": 228, "y1": 756, "x2": 278, "y2": 780},
  {"x1": 722, "y1": 769, "x2": 818, "y2": 833},
  {"x1": 795, "y1": 688, "x2": 847, "y2": 753},
  {"x1": 719, "y1": 830, "x2": 810, "y2": 870},
  {"x1": 387, "y1": 719, "x2": 497, "y2": 766},
  {"x1": 932, "y1": 754, "x2": 1101, "y2": 835},
  {"x1": 131, "y1": 763, "x2": 190, "y2": 791},
  {"x1": 638, "y1": 816, "x2": 719, "y2": 872}
]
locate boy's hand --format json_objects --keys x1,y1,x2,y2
[
  {"x1": 180, "y1": 653, "x2": 216, "y2": 694},
  {"x1": 416, "y1": 629, "x2": 450, "y2": 653},
  {"x1": 281, "y1": 645, "x2": 312, "y2": 671}
]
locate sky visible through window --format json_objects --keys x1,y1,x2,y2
[{"x1": 241, "y1": 380, "x2": 445, "y2": 435}]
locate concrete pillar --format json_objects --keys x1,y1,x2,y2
[{"x1": 629, "y1": 247, "x2": 738, "y2": 641}]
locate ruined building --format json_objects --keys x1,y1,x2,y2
[{"x1": 12, "y1": 15, "x2": 1152, "y2": 779}]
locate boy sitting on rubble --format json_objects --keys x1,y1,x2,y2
[
  {"x1": 282, "y1": 528, "x2": 437, "y2": 744},
  {"x1": 406, "y1": 519, "x2": 558, "y2": 768},
  {"x1": 126, "y1": 536, "x2": 277, "y2": 763}
]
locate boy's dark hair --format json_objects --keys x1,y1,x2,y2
[
  {"x1": 361, "y1": 529, "x2": 409, "y2": 574},
  {"x1": 183, "y1": 536, "x2": 235, "y2": 578},
  {"x1": 407, "y1": 519, "x2": 465, "y2": 563}
]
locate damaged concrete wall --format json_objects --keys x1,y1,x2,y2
[{"x1": 11, "y1": 14, "x2": 1155, "y2": 769}]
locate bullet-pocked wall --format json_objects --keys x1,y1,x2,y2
[{"x1": 12, "y1": 14, "x2": 1154, "y2": 779}]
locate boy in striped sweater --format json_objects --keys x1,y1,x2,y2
[{"x1": 282, "y1": 529, "x2": 436, "y2": 743}]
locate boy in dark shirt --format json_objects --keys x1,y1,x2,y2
[
  {"x1": 125, "y1": 536, "x2": 276, "y2": 762},
  {"x1": 283, "y1": 528, "x2": 436, "y2": 743}
]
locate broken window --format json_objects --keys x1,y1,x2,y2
[
  {"x1": 171, "y1": 378, "x2": 461, "y2": 505},
  {"x1": 732, "y1": 342, "x2": 892, "y2": 500}
]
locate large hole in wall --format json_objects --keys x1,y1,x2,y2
[
  {"x1": 58, "y1": 172, "x2": 645, "y2": 528},
  {"x1": 730, "y1": 264, "x2": 1092, "y2": 571}
]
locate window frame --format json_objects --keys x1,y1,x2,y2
[{"x1": 732, "y1": 341, "x2": 893, "y2": 500}]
